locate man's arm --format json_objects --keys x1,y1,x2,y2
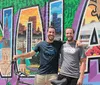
[
  {"x1": 77, "y1": 58, "x2": 86, "y2": 85},
  {"x1": 13, "y1": 50, "x2": 36, "y2": 60}
]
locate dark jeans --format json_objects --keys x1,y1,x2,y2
[{"x1": 57, "y1": 74, "x2": 78, "y2": 85}]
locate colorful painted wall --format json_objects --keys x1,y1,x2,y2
[{"x1": 0, "y1": 0, "x2": 100, "y2": 85}]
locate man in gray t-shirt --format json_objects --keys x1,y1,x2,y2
[
  {"x1": 53, "y1": 28, "x2": 86, "y2": 85},
  {"x1": 60, "y1": 41, "x2": 86, "y2": 79}
]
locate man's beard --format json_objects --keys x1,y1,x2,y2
[
  {"x1": 48, "y1": 35, "x2": 54, "y2": 41},
  {"x1": 67, "y1": 37, "x2": 73, "y2": 42}
]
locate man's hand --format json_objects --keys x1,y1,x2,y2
[
  {"x1": 76, "y1": 40, "x2": 83, "y2": 47},
  {"x1": 13, "y1": 55, "x2": 19, "y2": 61},
  {"x1": 77, "y1": 78, "x2": 83, "y2": 85}
]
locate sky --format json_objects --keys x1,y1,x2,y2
[
  {"x1": 50, "y1": 0, "x2": 63, "y2": 22},
  {"x1": 4, "y1": 8, "x2": 12, "y2": 30},
  {"x1": 51, "y1": 1, "x2": 62, "y2": 15},
  {"x1": 19, "y1": 6, "x2": 42, "y2": 31}
]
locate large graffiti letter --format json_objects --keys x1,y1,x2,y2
[
  {"x1": 16, "y1": 6, "x2": 43, "y2": 76},
  {"x1": 0, "y1": 7, "x2": 13, "y2": 77}
]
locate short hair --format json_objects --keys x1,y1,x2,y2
[
  {"x1": 47, "y1": 26, "x2": 55, "y2": 32},
  {"x1": 66, "y1": 28, "x2": 75, "y2": 34}
]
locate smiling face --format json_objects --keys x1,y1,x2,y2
[
  {"x1": 47, "y1": 27, "x2": 56, "y2": 42},
  {"x1": 66, "y1": 28, "x2": 74, "y2": 42}
]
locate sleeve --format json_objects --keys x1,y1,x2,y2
[
  {"x1": 33, "y1": 42, "x2": 40, "y2": 52},
  {"x1": 80, "y1": 47, "x2": 86, "y2": 59},
  {"x1": 59, "y1": 41, "x2": 65, "y2": 53},
  {"x1": 59, "y1": 45, "x2": 64, "y2": 68}
]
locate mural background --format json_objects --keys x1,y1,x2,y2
[{"x1": 0, "y1": 0, "x2": 100, "y2": 85}]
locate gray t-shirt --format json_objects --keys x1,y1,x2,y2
[{"x1": 59, "y1": 42, "x2": 86, "y2": 78}]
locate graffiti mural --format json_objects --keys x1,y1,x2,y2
[{"x1": 0, "y1": 0, "x2": 100, "y2": 85}]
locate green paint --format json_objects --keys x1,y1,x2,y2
[
  {"x1": 63, "y1": 0, "x2": 81, "y2": 41},
  {"x1": 6, "y1": 82, "x2": 11, "y2": 85},
  {"x1": 0, "y1": 28, "x2": 3, "y2": 37},
  {"x1": 0, "y1": 0, "x2": 48, "y2": 14}
]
